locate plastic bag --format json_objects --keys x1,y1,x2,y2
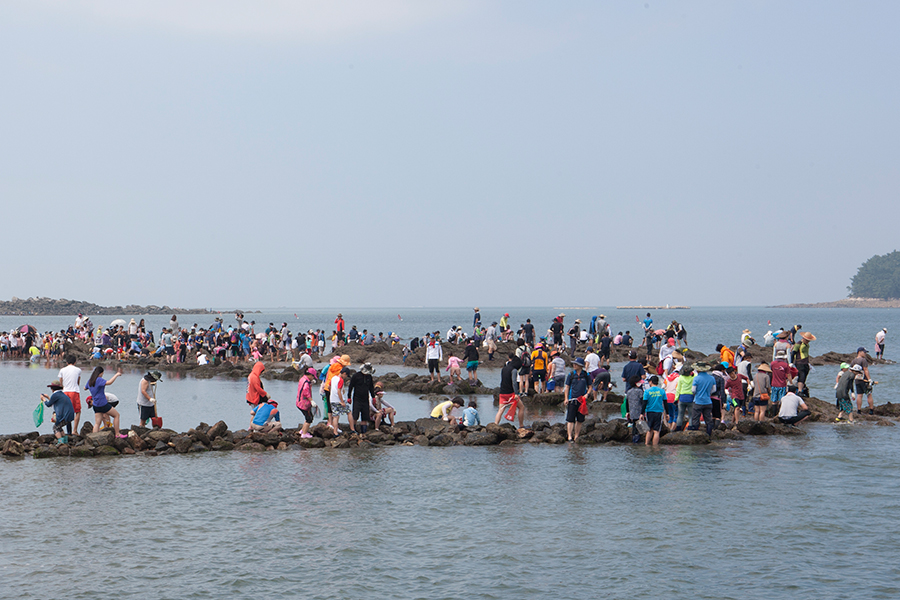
[{"x1": 33, "y1": 400, "x2": 44, "y2": 428}]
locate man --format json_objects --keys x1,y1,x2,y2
[
  {"x1": 473, "y1": 307, "x2": 481, "y2": 329},
  {"x1": 563, "y1": 357, "x2": 592, "y2": 442},
  {"x1": 769, "y1": 355, "x2": 794, "y2": 406},
  {"x1": 41, "y1": 379, "x2": 74, "y2": 444},
  {"x1": 348, "y1": 363, "x2": 376, "y2": 434},
  {"x1": 464, "y1": 338, "x2": 480, "y2": 384},
  {"x1": 530, "y1": 343, "x2": 549, "y2": 394},
  {"x1": 642, "y1": 313, "x2": 653, "y2": 334},
  {"x1": 598, "y1": 329, "x2": 612, "y2": 367},
  {"x1": 777, "y1": 387, "x2": 811, "y2": 425},
  {"x1": 794, "y1": 332, "x2": 815, "y2": 396},
  {"x1": 58, "y1": 355, "x2": 83, "y2": 434},
  {"x1": 499, "y1": 313, "x2": 511, "y2": 341},
  {"x1": 425, "y1": 335, "x2": 443, "y2": 383},
  {"x1": 522, "y1": 319, "x2": 535, "y2": 345},
  {"x1": 836, "y1": 365, "x2": 857, "y2": 422},
  {"x1": 567, "y1": 319, "x2": 581, "y2": 358},
  {"x1": 495, "y1": 353, "x2": 525, "y2": 427},
  {"x1": 850, "y1": 347, "x2": 875, "y2": 415},
  {"x1": 584, "y1": 347, "x2": 601, "y2": 380},
  {"x1": 485, "y1": 322, "x2": 499, "y2": 361},
  {"x1": 591, "y1": 365, "x2": 612, "y2": 402},
  {"x1": 689, "y1": 362, "x2": 715, "y2": 435},
  {"x1": 622, "y1": 331, "x2": 633, "y2": 347},
  {"x1": 772, "y1": 331, "x2": 791, "y2": 363},
  {"x1": 642, "y1": 375, "x2": 666, "y2": 446},
  {"x1": 875, "y1": 328, "x2": 887, "y2": 360},
  {"x1": 137, "y1": 370, "x2": 163, "y2": 427},
  {"x1": 550, "y1": 315, "x2": 565, "y2": 351},
  {"x1": 596, "y1": 314, "x2": 609, "y2": 342},
  {"x1": 162, "y1": 328, "x2": 175, "y2": 364},
  {"x1": 621, "y1": 350, "x2": 644, "y2": 391},
  {"x1": 334, "y1": 313, "x2": 345, "y2": 347},
  {"x1": 250, "y1": 398, "x2": 282, "y2": 432}
]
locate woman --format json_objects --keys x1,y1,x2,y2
[
  {"x1": 296, "y1": 367, "x2": 317, "y2": 438},
  {"x1": 753, "y1": 363, "x2": 772, "y2": 422},
  {"x1": 86, "y1": 365, "x2": 127, "y2": 438},
  {"x1": 137, "y1": 370, "x2": 162, "y2": 427}
]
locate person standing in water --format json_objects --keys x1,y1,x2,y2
[{"x1": 58, "y1": 355, "x2": 83, "y2": 434}]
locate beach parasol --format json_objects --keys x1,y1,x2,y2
[
  {"x1": 18, "y1": 324, "x2": 37, "y2": 335},
  {"x1": 110, "y1": 319, "x2": 127, "y2": 327}
]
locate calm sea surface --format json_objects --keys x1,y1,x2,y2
[{"x1": 1, "y1": 307, "x2": 899, "y2": 599}]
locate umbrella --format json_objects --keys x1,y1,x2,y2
[
  {"x1": 110, "y1": 319, "x2": 127, "y2": 327},
  {"x1": 19, "y1": 324, "x2": 37, "y2": 335}
]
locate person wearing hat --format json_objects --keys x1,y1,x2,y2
[
  {"x1": 426, "y1": 335, "x2": 443, "y2": 382},
  {"x1": 58, "y1": 354, "x2": 83, "y2": 434},
  {"x1": 473, "y1": 308, "x2": 481, "y2": 329},
  {"x1": 499, "y1": 313, "x2": 511, "y2": 341},
  {"x1": 772, "y1": 331, "x2": 792, "y2": 363},
  {"x1": 567, "y1": 319, "x2": 581, "y2": 358},
  {"x1": 250, "y1": 397, "x2": 282, "y2": 432},
  {"x1": 835, "y1": 365, "x2": 858, "y2": 422},
  {"x1": 296, "y1": 368, "x2": 318, "y2": 438},
  {"x1": 794, "y1": 332, "x2": 815, "y2": 397},
  {"x1": 485, "y1": 322, "x2": 499, "y2": 361},
  {"x1": 530, "y1": 343, "x2": 549, "y2": 394},
  {"x1": 563, "y1": 357, "x2": 592, "y2": 441},
  {"x1": 850, "y1": 347, "x2": 874, "y2": 414},
  {"x1": 875, "y1": 328, "x2": 887, "y2": 360},
  {"x1": 596, "y1": 315, "x2": 609, "y2": 342},
  {"x1": 41, "y1": 380, "x2": 74, "y2": 444},
  {"x1": 348, "y1": 363, "x2": 376, "y2": 434},
  {"x1": 752, "y1": 363, "x2": 772, "y2": 421},
  {"x1": 688, "y1": 362, "x2": 715, "y2": 435},
  {"x1": 137, "y1": 370, "x2": 163, "y2": 428}
]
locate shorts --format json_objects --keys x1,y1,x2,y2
[
  {"x1": 322, "y1": 391, "x2": 332, "y2": 416},
  {"x1": 93, "y1": 403, "x2": 112, "y2": 414},
  {"x1": 837, "y1": 398, "x2": 854, "y2": 414},
  {"x1": 711, "y1": 398, "x2": 722, "y2": 420},
  {"x1": 565, "y1": 400, "x2": 585, "y2": 423},
  {"x1": 428, "y1": 359, "x2": 439, "y2": 374},
  {"x1": 53, "y1": 419, "x2": 72, "y2": 435},
  {"x1": 165, "y1": 346, "x2": 175, "y2": 355},
  {"x1": 600, "y1": 349, "x2": 610, "y2": 359},
  {"x1": 754, "y1": 397, "x2": 768, "y2": 407},
  {"x1": 553, "y1": 334, "x2": 563, "y2": 346},
  {"x1": 646, "y1": 412, "x2": 663, "y2": 432},
  {"x1": 352, "y1": 400, "x2": 370, "y2": 423},
  {"x1": 299, "y1": 407, "x2": 314, "y2": 424},
  {"x1": 466, "y1": 360, "x2": 479, "y2": 372},
  {"x1": 332, "y1": 402, "x2": 350, "y2": 416},
  {"x1": 498, "y1": 393, "x2": 518, "y2": 405},
  {"x1": 796, "y1": 363, "x2": 810, "y2": 384},
  {"x1": 65, "y1": 391, "x2": 81, "y2": 413},
  {"x1": 855, "y1": 380, "x2": 870, "y2": 395},
  {"x1": 532, "y1": 370, "x2": 546, "y2": 382},
  {"x1": 771, "y1": 387, "x2": 786, "y2": 404},
  {"x1": 139, "y1": 404, "x2": 156, "y2": 421}
]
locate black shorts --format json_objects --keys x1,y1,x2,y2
[
  {"x1": 855, "y1": 380, "x2": 870, "y2": 394},
  {"x1": 553, "y1": 334, "x2": 563, "y2": 345},
  {"x1": 565, "y1": 400, "x2": 585, "y2": 423},
  {"x1": 600, "y1": 349, "x2": 610, "y2": 359},
  {"x1": 796, "y1": 362, "x2": 810, "y2": 384},
  {"x1": 711, "y1": 398, "x2": 722, "y2": 420},
  {"x1": 94, "y1": 403, "x2": 112, "y2": 414},
  {"x1": 532, "y1": 370, "x2": 546, "y2": 382},
  {"x1": 139, "y1": 404, "x2": 155, "y2": 421},
  {"x1": 299, "y1": 407, "x2": 313, "y2": 424},
  {"x1": 428, "y1": 359, "x2": 439, "y2": 373},
  {"x1": 352, "y1": 400, "x2": 370, "y2": 423},
  {"x1": 646, "y1": 412, "x2": 663, "y2": 432},
  {"x1": 53, "y1": 419, "x2": 72, "y2": 434},
  {"x1": 165, "y1": 346, "x2": 175, "y2": 355}
]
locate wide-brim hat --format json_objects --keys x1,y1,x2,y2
[
  {"x1": 742, "y1": 329, "x2": 751, "y2": 334},
  {"x1": 599, "y1": 314, "x2": 606, "y2": 319},
  {"x1": 757, "y1": 364, "x2": 772, "y2": 373},
  {"x1": 147, "y1": 370, "x2": 163, "y2": 382},
  {"x1": 361, "y1": 363, "x2": 375, "y2": 375},
  {"x1": 800, "y1": 332, "x2": 816, "y2": 342},
  {"x1": 47, "y1": 379, "x2": 63, "y2": 389},
  {"x1": 339, "y1": 355, "x2": 351, "y2": 366},
  {"x1": 671, "y1": 352, "x2": 683, "y2": 360},
  {"x1": 776, "y1": 331, "x2": 789, "y2": 339},
  {"x1": 559, "y1": 313, "x2": 566, "y2": 317},
  {"x1": 574, "y1": 319, "x2": 581, "y2": 324},
  {"x1": 573, "y1": 357, "x2": 586, "y2": 367},
  {"x1": 693, "y1": 362, "x2": 712, "y2": 372}
]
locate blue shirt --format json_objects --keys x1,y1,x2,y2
[
  {"x1": 87, "y1": 377, "x2": 108, "y2": 407},
  {"x1": 621, "y1": 361, "x2": 645, "y2": 390},
  {"x1": 642, "y1": 387, "x2": 666, "y2": 413},
  {"x1": 462, "y1": 406, "x2": 480, "y2": 427},
  {"x1": 252, "y1": 403, "x2": 280, "y2": 426},
  {"x1": 45, "y1": 391, "x2": 75, "y2": 423},
  {"x1": 692, "y1": 372, "x2": 716, "y2": 406},
  {"x1": 565, "y1": 370, "x2": 591, "y2": 399}
]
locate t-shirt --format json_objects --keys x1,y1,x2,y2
[
  {"x1": 550, "y1": 356, "x2": 567, "y2": 379},
  {"x1": 87, "y1": 377, "x2": 108, "y2": 407},
  {"x1": 621, "y1": 361, "x2": 644, "y2": 390},
  {"x1": 565, "y1": 369, "x2": 590, "y2": 399},
  {"x1": 777, "y1": 393, "x2": 805, "y2": 419},
  {"x1": 499, "y1": 363, "x2": 517, "y2": 394},
  {"x1": 425, "y1": 342, "x2": 443, "y2": 361},
  {"x1": 850, "y1": 356, "x2": 868, "y2": 374},
  {"x1": 462, "y1": 406, "x2": 480, "y2": 427},
  {"x1": 724, "y1": 375, "x2": 747, "y2": 400},
  {"x1": 329, "y1": 375, "x2": 345, "y2": 402},
  {"x1": 691, "y1": 372, "x2": 715, "y2": 406},
  {"x1": 753, "y1": 372, "x2": 771, "y2": 396},
  {"x1": 642, "y1": 387, "x2": 666, "y2": 413},
  {"x1": 876, "y1": 330, "x2": 886, "y2": 345},
  {"x1": 584, "y1": 353, "x2": 600, "y2": 372},
  {"x1": 592, "y1": 369, "x2": 611, "y2": 391},
  {"x1": 44, "y1": 390, "x2": 74, "y2": 423},
  {"x1": 522, "y1": 323, "x2": 534, "y2": 340},
  {"x1": 252, "y1": 403, "x2": 280, "y2": 426},
  {"x1": 600, "y1": 336, "x2": 612, "y2": 352},
  {"x1": 530, "y1": 349, "x2": 548, "y2": 371},
  {"x1": 464, "y1": 345, "x2": 479, "y2": 362},
  {"x1": 771, "y1": 360, "x2": 790, "y2": 388},
  {"x1": 431, "y1": 400, "x2": 455, "y2": 419},
  {"x1": 836, "y1": 370, "x2": 855, "y2": 399},
  {"x1": 626, "y1": 387, "x2": 643, "y2": 418},
  {"x1": 58, "y1": 364, "x2": 82, "y2": 393}
]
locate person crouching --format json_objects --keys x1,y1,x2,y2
[{"x1": 250, "y1": 398, "x2": 282, "y2": 433}]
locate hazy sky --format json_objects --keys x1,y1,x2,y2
[{"x1": 1, "y1": 1, "x2": 897, "y2": 309}]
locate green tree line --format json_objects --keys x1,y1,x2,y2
[{"x1": 848, "y1": 250, "x2": 900, "y2": 299}]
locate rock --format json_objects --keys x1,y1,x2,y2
[
  {"x1": 189, "y1": 429, "x2": 211, "y2": 446},
  {"x1": 122, "y1": 447, "x2": 136, "y2": 455},
  {"x1": 531, "y1": 420, "x2": 551, "y2": 431},
  {"x1": 517, "y1": 428, "x2": 533, "y2": 440},
  {"x1": 530, "y1": 430, "x2": 548, "y2": 443},
  {"x1": 71, "y1": 446, "x2": 94, "y2": 458},
  {"x1": 414, "y1": 435, "x2": 430, "y2": 446},
  {"x1": 128, "y1": 435, "x2": 148, "y2": 452},
  {"x1": 130, "y1": 425, "x2": 150, "y2": 437},
  {"x1": 296, "y1": 437, "x2": 326, "y2": 449},
  {"x1": 80, "y1": 422, "x2": 93, "y2": 436},
  {"x1": 232, "y1": 430, "x2": 251, "y2": 443},
  {"x1": 276, "y1": 441, "x2": 290, "y2": 450},
  {"x1": 56, "y1": 444, "x2": 70, "y2": 456},
  {"x1": 146, "y1": 430, "x2": 173, "y2": 444},
  {"x1": 1, "y1": 439, "x2": 24, "y2": 457},
  {"x1": 770, "y1": 423, "x2": 807, "y2": 436},
  {"x1": 37, "y1": 434, "x2": 56, "y2": 444},
  {"x1": 588, "y1": 421, "x2": 630, "y2": 443},
  {"x1": 499, "y1": 439, "x2": 519, "y2": 446},
  {"x1": 207, "y1": 421, "x2": 228, "y2": 440},
  {"x1": 363, "y1": 431, "x2": 390, "y2": 444},
  {"x1": 312, "y1": 423, "x2": 335, "y2": 439},
  {"x1": 415, "y1": 418, "x2": 451, "y2": 437},
  {"x1": 659, "y1": 431, "x2": 710, "y2": 445},
  {"x1": 737, "y1": 421, "x2": 776, "y2": 436},
  {"x1": 331, "y1": 438, "x2": 351, "y2": 449},
  {"x1": 357, "y1": 439, "x2": 377, "y2": 448},
  {"x1": 237, "y1": 442, "x2": 267, "y2": 452},
  {"x1": 172, "y1": 436, "x2": 193, "y2": 454},
  {"x1": 86, "y1": 430, "x2": 114, "y2": 447},
  {"x1": 154, "y1": 441, "x2": 168, "y2": 452},
  {"x1": 464, "y1": 431, "x2": 499, "y2": 446},
  {"x1": 93, "y1": 445, "x2": 120, "y2": 456},
  {"x1": 33, "y1": 445, "x2": 59, "y2": 459},
  {"x1": 712, "y1": 429, "x2": 744, "y2": 441},
  {"x1": 210, "y1": 439, "x2": 235, "y2": 451},
  {"x1": 429, "y1": 433, "x2": 457, "y2": 447},
  {"x1": 544, "y1": 432, "x2": 567, "y2": 444},
  {"x1": 189, "y1": 443, "x2": 209, "y2": 453}
]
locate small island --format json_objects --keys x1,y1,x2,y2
[
  {"x1": 0, "y1": 297, "x2": 213, "y2": 316},
  {"x1": 773, "y1": 250, "x2": 900, "y2": 308}
]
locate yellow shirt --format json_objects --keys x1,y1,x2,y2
[{"x1": 430, "y1": 400, "x2": 454, "y2": 419}]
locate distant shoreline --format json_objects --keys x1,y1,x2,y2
[
  {"x1": 0, "y1": 297, "x2": 215, "y2": 316},
  {"x1": 772, "y1": 298, "x2": 900, "y2": 309}
]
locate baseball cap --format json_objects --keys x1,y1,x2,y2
[{"x1": 857, "y1": 347, "x2": 867, "y2": 353}]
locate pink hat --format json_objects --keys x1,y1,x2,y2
[{"x1": 668, "y1": 338, "x2": 675, "y2": 346}]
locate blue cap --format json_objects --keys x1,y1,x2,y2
[
  {"x1": 573, "y1": 357, "x2": 586, "y2": 367},
  {"x1": 858, "y1": 347, "x2": 867, "y2": 353}
]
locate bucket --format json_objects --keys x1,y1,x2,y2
[{"x1": 546, "y1": 379, "x2": 556, "y2": 391}]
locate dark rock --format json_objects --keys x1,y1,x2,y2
[
  {"x1": 544, "y1": 432, "x2": 567, "y2": 444},
  {"x1": 122, "y1": 447, "x2": 136, "y2": 455},
  {"x1": 111, "y1": 437, "x2": 129, "y2": 452},
  {"x1": 357, "y1": 439, "x2": 377, "y2": 448},
  {"x1": 429, "y1": 433, "x2": 457, "y2": 447},
  {"x1": 93, "y1": 445, "x2": 120, "y2": 456},
  {"x1": 80, "y1": 422, "x2": 93, "y2": 436},
  {"x1": 415, "y1": 418, "x2": 451, "y2": 437},
  {"x1": 499, "y1": 439, "x2": 519, "y2": 446},
  {"x1": 37, "y1": 434, "x2": 56, "y2": 444},
  {"x1": 173, "y1": 436, "x2": 193, "y2": 453},
  {"x1": 189, "y1": 443, "x2": 209, "y2": 453},
  {"x1": 363, "y1": 431, "x2": 390, "y2": 444},
  {"x1": 154, "y1": 441, "x2": 168, "y2": 452},
  {"x1": 207, "y1": 421, "x2": 228, "y2": 440},
  {"x1": 56, "y1": 444, "x2": 70, "y2": 456},
  {"x1": 296, "y1": 437, "x2": 326, "y2": 449},
  {"x1": 530, "y1": 430, "x2": 548, "y2": 443},
  {"x1": 71, "y1": 446, "x2": 94, "y2": 458},
  {"x1": 414, "y1": 435, "x2": 430, "y2": 446},
  {"x1": 331, "y1": 438, "x2": 351, "y2": 449},
  {"x1": 86, "y1": 430, "x2": 114, "y2": 447},
  {"x1": 770, "y1": 423, "x2": 807, "y2": 436},
  {"x1": 146, "y1": 430, "x2": 173, "y2": 444},
  {"x1": 312, "y1": 423, "x2": 335, "y2": 439},
  {"x1": 33, "y1": 445, "x2": 59, "y2": 459},
  {"x1": 659, "y1": 431, "x2": 710, "y2": 445},
  {"x1": 1, "y1": 439, "x2": 25, "y2": 457},
  {"x1": 712, "y1": 429, "x2": 744, "y2": 441},
  {"x1": 143, "y1": 450, "x2": 158, "y2": 456},
  {"x1": 588, "y1": 421, "x2": 630, "y2": 443},
  {"x1": 237, "y1": 442, "x2": 267, "y2": 452},
  {"x1": 391, "y1": 422, "x2": 414, "y2": 434},
  {"x1": 128, "y1": 435, "x2": 147, "y2": 452},
  {"x1": 464, "y1": 431, "x2": 499, "y2": 446},
  {"x1": 531, "y1": 420, "x2": 551, "y2": 431},
  {"x1": 232, "y1": 430, "x2": 251, "y2": 443},
  {"x1": 210, "y1": 439, "x2": 235, "y2": 451},
  {"x1": 737, "y1": 421, "x2": 776, "y2": 436},
  {"x1": 130, "y1": 425, "x2": 150, "y2": 437},
  {"x1": 189, "y1": 429, "x2": 211, "y2": 446}
]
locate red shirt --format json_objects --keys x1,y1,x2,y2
[
  {"x1": 770, "y1": 360, "x2": 790, "y2": 388},
  {"x1": 724, "y1": 374, "x2": 747, "y2": 400}
]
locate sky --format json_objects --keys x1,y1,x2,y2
[{"x1": 1, "y1": 1, "x2": 897, "y2": 309}]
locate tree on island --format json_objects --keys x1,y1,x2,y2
[{"x1": 848, "y1": 250, "x2": 900, "y2": 299}]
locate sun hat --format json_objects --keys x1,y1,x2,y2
[
  {"x1": 776, "y1": 331, "x2": 789, "y2": 339},
  {"x1": 599, "y1": 314, "x2": 606, "y2": 319},
  {"x1": 361, "y1": 363, "x2": 375, "y2": 375},
  {"x1": 474, "y1": 307, "x2": 480, "y2": 311},
  {"x1": 573, "y1": 357, "x2": 586, "y2": 367},
  {"x1": 742, "y1": 329, "x2": 751, "y2": 334},
  {"x1": 47, "y1": 379, "x2": 63, "y2": 389},
  {"x1": 559, "y1": 313, "x2": 566, "y2": 317},
  {"x1": 146, "y1": 370, "x2": 163, "y2": 382},
  {"x1": 800, "y1": 332, "x2": 816, "y2": 342},
  {"x1": 339, "y1": 354, "x2": 351, "y2": 366},
  {"x1": 672, "y1": 351, "x2": 683, "y2": 360},
  {"x1": 693, "y1": 362, "x2": 712, "y2": 372},
  {"x1": 757, "y1": 364, "x2": 772, "y2": 373},
  {"x1": 850, "y1": 364, "x2": 864, "y2": 373},
  {"x1": 306, "y1": 367, "x2": 318, "y2": 376},
  {"x1": 840, "y1": 362, "x2": 850, "y2": 369}
]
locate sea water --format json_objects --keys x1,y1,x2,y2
[{"x1": 1, "y1": 307, "x2": 899, "y2": 599}]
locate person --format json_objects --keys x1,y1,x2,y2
[
  {"x1": 584, "y1": 347, "x2": 601, "y2": 380},
  {"x1": 622, "y1": 331, "x2": 633, "y2": 347},
  {"x1": 522, "y1": 318, "x2": 535, "y2": 345},
  {"x1": 563, "y1": 357, "x2": 592, "y2": 442},
  {"x1": 372, "y1": 382, "x2": 396, "y2": 428},
  {"x1": 161, "y1": 328, "x2": 175, "y2": 364},
  {"x1": 485, "y1": 322, "x2": 499, "y2": 361},
  {"x1": 348, "y1": 363, "x2": 376, "y2": 434},
  {"x1": 850, "y1": 347, "x2": 874, "y2": 415},
  {"x1": 595, "y1": 314, "x2": 609, "y2": 341},
  {"x1": 446, "y1": 353, "x2": 463, "y2": 384},
  {"x1": 724, "y1": 366, "x2": 747, "y2": 426},
  {"x1": 777, "y1": 387, "x2": 811, "y2": 425},
  {"x1": 591, "y1": 365, "x2": 612, "y2": 403},
  {"x1": 136, "y1": 370, "x2": 162, "y2": 428},
  {"x1": 716, "y1": 344, "x2": 735, "y2": 368},
  {"x1": 675, "y1": 321, "x2": 687, "y2": 348},
  {"x1": 548, "y1": 350, "x2": 567, "y2": 392},
  {"x1": 515, "y1": 340, "x2": 531, "y2": 396},
  {"x1": 41, "y1": 380, "x2": 74, "y2": 444},
  {"x1": 334, "y1": 313, "x2": 345, "y2": 347},
  {"x1": 169, "y1": 314, "x2": 180, "y2": 334},
  {"x1": 689, "y1": 362, "x2": 715, "y2": 435},
  {"x1": 621, "y1": 350, "x2": 644, "y2": 391},
  {"x1": 296, "y1": 367, "x2": 317, "y2": 438},
  {"x1": 835, "y1": 365, "x2": 856, "y2": 422},
  {"x1": 772, "y1": 331, "x2": 791, "y2": 363},
  {"x1": 598, "y1": 329, "x2": 612, "y2": 367},
  {"x1": 329, "y1": 367, "x2": 351, "y2": 433},
  {"x1": 642, "y1": 375, "x2": 666, "y2": 446},
  {"x1": 473, "y1": 307, "x2": 481, "y2": 329},
  {"x1": 625, "y1": 375, "x2": 644, "y2": 442},
  {"x1": 431, "y1": 397, "x2": 464, "y2": 421},
  {"x1": 462, "y1": 399, "x2": 481, "y2": 428},
  {"x1": 425, "y1": 336, "x2": 443, "y2": 383},
  {"x1": 642, "y1": 313, "x2": 653, "y2": 335},
  {"x1": 769, "y1": 355, "x2": 793, "y2": 406},
  {"x1": 674, "y1": 363, "x2": 695, "y2": 430},
  {"x1": 567, "y1": 319, "x2": 581, "y2": 358},
  {"x1": 496, "y1": 353, "x2": 526, "y2": 427},
  {"x1": 464, "y1": 339, "x2": 480, "y2": 384},
  {"x1": 794, "y1": 332, "x2": 815, "y2": 396},
  {"x1": 58, "y1": 355, "x2": 83, "y2": 434},
  {"x1": 250, "y1": 398, "x2": 282, "y2": 432},
  {"x1": 246, "y1": 362, "x2": 271, "y2": 411},
  {"x1": 752, "y1": 363, "x2": 772, "y2": 422},
  {"x1": 550, "y1": 315, "x2": 564, "y2": 351},
  {"x1": 530, "y1": 343, "x2": 549, "y2": 394},
  {"x1": 85, "y1": 366, "x2": 127, "y2": 438},
  {"x1": 875, "y1": 328, "x2": 887, "y2": 359}
]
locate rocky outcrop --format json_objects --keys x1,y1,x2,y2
[{"x1": 0, "y1": 296, "x2": 210, "y2": 316}]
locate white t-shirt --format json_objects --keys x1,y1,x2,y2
[
  {"x1": 330, "y1": 375, "x2": 345, "y2": 402},
  {"x1": 584, "y1": 353, "x2": 600, "y2": 372},
  {"x1": 425, "y1": 342, "x2": 442, "y2": 361},
  {"x1": 58, "y1": 364, "x2": 82, "y2": 393},
  {"x1": 876, "y1": 330, "x2": 886, "y2": 345},
  {"x1": 778, "y1": 393, "x2": 805, "y2": 418}
]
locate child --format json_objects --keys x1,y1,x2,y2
[
  {"x1": 641, "y1": 375, "x2": 666, "y2": 446},
  {"x1": 446, "y1": 353, "x2": 463, "y2": 384},
  {"x1": 724, "y1": 366, "x2": 748, "y2": 426},
  {"x1": 371, "y1": 382, "x2": 396, "y2": 428},
  {"x1": 462, "y1": 399, "x2": 480, "y2": 427}
]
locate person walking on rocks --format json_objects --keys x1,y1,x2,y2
[
  {"x1": 86, "y1": 365, "x2": 127, "y2": 439},
  {"x1": 835, "y1": 365, "x2": 856, "y2": 422},
  {"x1": 530, "y1": 343, "x2": 549, "y2": 395},
  {"x1": 58, "y1": 355, "x2": 83, "y2": 434},
  {"x1": 689, "y1": 362, "x2": 715, "y2": 436},
  {"x1": 563, "y1": 357, "x2": 592, "y2": 442},
  {"x1": 296, "y1": 368, "x2": 317, "y2": 438},
  {"x1": 752, "y1": 363, "x2": 772, "y2": 422},
  {"x1": 334, "y1": 314, "x2": 345, "y2": 348},
  {"x1": 348, "y1": 363, "x2": 376, "y2": 434},
  {"x1": 495, "y1": 353, "x2": 526, "y2": 428},
  {"x1": 795, "y1": 332, "x2": 815, "y2": 396},
  {"x1": 42, "y1": 379, "x2": 74, "y2": 444},
  {"x1": 850, "y1": 347, "x2": 875, "y2": 415},
  {"x1": 426, "y1": 335, "x2": 443, "y2": 383},
  {"x1": 464, "y1": 338, "x2": 480, "y2": 385},
  {"x1": 875, "y1": 328, "x2": 887, "y2": 359},
  {"x1": 567, "y1": 320, "x2": 581, "y2": 358},
  {"x1": 136, "y1": 370, "x2": 162, "y2": 428}
]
